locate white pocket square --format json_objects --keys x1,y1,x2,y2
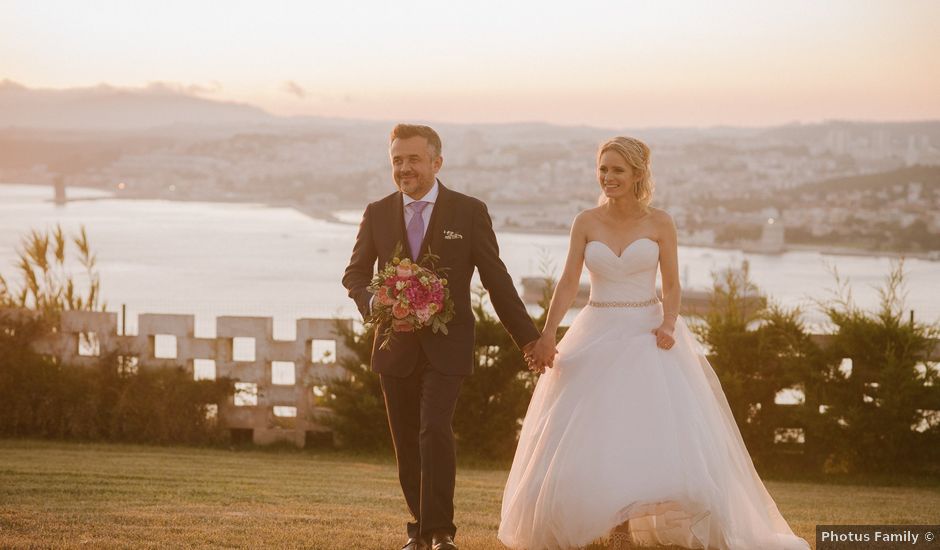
[{"x1": 443, "y1": 230, "x2": 463, "y2": 240}]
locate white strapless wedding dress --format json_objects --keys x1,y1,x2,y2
[{"x1": 498, "y1": 239, "x2": 809, "y2": 550}]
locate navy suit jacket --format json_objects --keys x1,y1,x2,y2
[{"x1": 342, "y1": 182, "x2": 539, "y2": 377}]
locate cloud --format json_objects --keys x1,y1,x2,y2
[
  {"x1": 282, "y1": 80, "x2": 307, "y2": 99},
  {"x1": 144, "y1": 81, "x2": 223, "y2": 96},
  {"x1": 186, "y1": 81, "x2": 223, "y2": 95}
]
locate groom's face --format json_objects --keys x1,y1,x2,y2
[{"x1": 390, "y1": 136, "x2": 442, "y2": 199}]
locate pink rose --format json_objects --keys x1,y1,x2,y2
[
  {"x1": 392, "y1": 302, "x2": 410, "y2": 319},
  {"x1": 378, "y1": 290, "x2": 395, "y2": 306},
  {"x1": 405, "y1": 284, "x2": 431, "y2": 308}
]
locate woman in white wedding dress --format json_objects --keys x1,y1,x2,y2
[{"x1": 498, "y1": 137, "x2": 809, "y2": 550}]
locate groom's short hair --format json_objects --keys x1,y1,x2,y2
[{"x1": 390, "y1": 124, "x2": 442, "y2": 159}]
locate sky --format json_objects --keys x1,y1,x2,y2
[{"x1": 2, "y1": 0, "x2": 938, "y2": 127}]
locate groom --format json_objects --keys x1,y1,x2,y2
[{"x1": 343, "y1": 124, "x2": 540, "y2": 550}]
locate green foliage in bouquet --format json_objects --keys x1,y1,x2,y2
[{"x1": 366, "y1": 241, "x2": 455, "y2": 350}]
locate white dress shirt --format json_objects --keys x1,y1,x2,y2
[{"x1": 402, "y1": 179, "x2": 439, "y2": 240}]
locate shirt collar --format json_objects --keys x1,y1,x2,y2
[{"x1": 403, "y1": 179, "x2": 440, "y2": 206}]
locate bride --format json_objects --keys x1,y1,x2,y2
[{"x1": 498, "y1": 137, "x2": 810, "y2": 550}]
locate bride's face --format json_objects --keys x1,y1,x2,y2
[{"x1": 597, "y1": 150, "x2": 638, "y2": 200}]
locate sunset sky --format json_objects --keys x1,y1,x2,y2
[{"x1": 2, "y1": 0, "x2": 938, "y2": 127}]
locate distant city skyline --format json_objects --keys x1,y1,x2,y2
[{"x1": 2, "y1": 0, "x2": 938, "y2": 127}]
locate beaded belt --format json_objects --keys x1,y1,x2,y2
[{"x1": 588, "y1": 296, "x2": 661, "y2": 308}]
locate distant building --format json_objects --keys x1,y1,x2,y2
[
  {"x1": 743, "y1": 217, "x2": 785, "y2": 254},
  {"x1": 906, "y1": 136, "x2": 921, "y2": 166},
  {"x1": 683, "y1": 229, "x2": 716, "y2": 246},
  {"x1": 53, "y1": 176, "x2": 66, "y2": 205},
  {"x1": 907, "y1": 182, "x2": 922, "y2": 203}
]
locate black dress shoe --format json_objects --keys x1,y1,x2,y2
[
  {"x1": 430, "y1": 533, "x2": 457, "y2": 550},
  {"x1": 400, "y1": 536, "x2": 428, "y2": 550}
]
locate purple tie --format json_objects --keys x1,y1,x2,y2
[{"x1": 406, "y1": 201, "x2": 429, "y2": 261}]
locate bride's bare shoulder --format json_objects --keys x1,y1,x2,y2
[
  {"x1": 648, "y1": 207, "x2": 677, "y2": 239},
  {"x1": 576, "y1": 207, "x2": 603, "y2": 222},
  {"x1": 572, "y1": 207, "x2": 602, "y2": 230},
  {"x1": 648, "y1": 207, "x2": 675, "y2": 226}
]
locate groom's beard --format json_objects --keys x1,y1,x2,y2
[{"x1": 396, "y1": 173, "x2": 433, "y2": 199}]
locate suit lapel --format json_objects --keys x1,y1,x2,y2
[
  {"x1": 394, "y1": 191, "x2": 410, "y2": 259},
  {"x1": 394, "y1": 181, "x2": 453, "y2": 263},
  {"x1": 419, "y1": 182, "x2": 454, "y2": 261}
]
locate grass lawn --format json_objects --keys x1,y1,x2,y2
[{"x1": 1, "y1": 439, "x2": 938, "y2": 549}]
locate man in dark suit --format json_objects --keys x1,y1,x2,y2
[{"x1": 343, "y1": 124, "x2": 540, "y2": 550}]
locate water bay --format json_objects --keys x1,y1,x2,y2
[{"x1": 3, "y1": 184, "x2": 937, "y2": 341}]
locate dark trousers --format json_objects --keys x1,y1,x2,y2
[{"x1": 380, "y1": 349, "x2": 464, "y2": 540}]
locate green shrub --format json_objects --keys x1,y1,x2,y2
[
  {"x1": 452, "y1": 289, "x2": 542, "y2": 460},
  {"x1": 691, "y1": 264, "x2": 824, "y2": 471},
  {"x1": 0, "y1": 224, "x2": 102, "y2": 314},
  {"x1": 812, "y1": 261, "x2": 940, "y2": 474},
  {"x1": 318, "y1": 319, "x2": 391, "y2": 451},
  {"x1": 0, "y1": 225, "x2": 234, "y2": 446},
  {"x1": 320, "y1": 283, "x2": 553, "y2": 461}
]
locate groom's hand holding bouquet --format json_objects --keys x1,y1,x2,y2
[{"x1": 366, "y1": 242, "x2": 456, "y2": 350}]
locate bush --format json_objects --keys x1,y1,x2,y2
[
  {"x1": 452, "y1": 289, "x2": 542, "y2": 460},
  {"x1": 691, "y1": 260, "x2": 940, "y2": 476},
  {"x1": 811, "y1": 261, "x2": 940, "y2": 474},
  {"x1": 0, "y1": 225, "x2": 234, "y2": 446},
  {"x1": 690, "y1": 264, "x2": 824, "y2": 471},
  {"x1": 320, "y1": 283, "x2": 552, "y2": 461},
  {"x1": 318, "y1": 319, "x2": 392, "y2": 451},
  {"x1": 0, "y1": 311, "x2": 234, "y2": 445},
  {"x1": 0, "y1": 224, "x2": 102, "y2": 314}
]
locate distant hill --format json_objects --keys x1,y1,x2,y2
[
  {"x1": 795, "y1": 164, "x2": 940, "y2": 194},
  {"x1": 760, "y1": 120, "x2": 940, "y2": 143},
  {"x1": 0, "y1": 80, "x2": 275, "y2": 130}
]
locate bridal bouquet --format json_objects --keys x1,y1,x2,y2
[{"x1": 366, "y1": 243, "x2": 455, "y2": 350}]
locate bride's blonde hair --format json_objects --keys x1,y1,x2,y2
[{"x1": 597, "y1": 136, "x2": 654, "y2": 209}]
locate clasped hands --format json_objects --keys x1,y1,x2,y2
[
  {"x1": 522, "y1": 321, "x2": 676, "y2": 374},
  {"x1": 523, "y1": 321, "x2": 677, "y2": 374},
  {"x1": 522, "y1": 333, "x2": 558, "y2": 375}
]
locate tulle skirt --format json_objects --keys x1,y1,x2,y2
[{"x1": 498, "y1": 303, "x2": 810, "y2": 550}]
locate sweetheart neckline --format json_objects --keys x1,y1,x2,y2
[{"x1": 586, "y1": 238, "x2": 658, "y2": 259}]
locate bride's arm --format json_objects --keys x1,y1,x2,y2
[
  {"x1": 655, "y1": 211, "x2": 681, "y2": 347},
  {"x1": 527, "y1": 213, "x2": 587, "y2": 371},
  {"x1": 542, "y1": 213, "x2": 588, "y2": 338}
]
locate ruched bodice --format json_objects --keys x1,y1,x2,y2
[{"x1": 584, "y1": 238, "x2": 659, "y2": 302}]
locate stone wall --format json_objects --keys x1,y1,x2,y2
[
  {"x1": 28, "y1": 309, "x2": 352, "y2": 448},
  {"x1": 14, "y1": 309, "x2": 939, "y2": 453}
]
